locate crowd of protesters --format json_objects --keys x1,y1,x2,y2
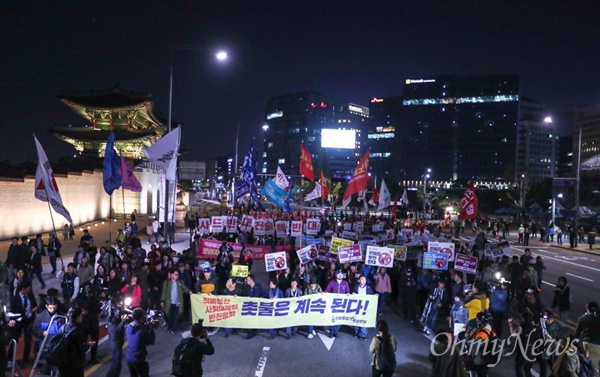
[{"x1": 1, "y1": 209, "x2": 599, "y2": 377}]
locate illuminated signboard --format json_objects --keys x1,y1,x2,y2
[
  {"x1": 321, "y1": 129, "x2": 356, "y2": 149},
  {"x1": 266, "y1": 111, "x2": 283, "y2": 120},
  {"x1": 348, "y1": 103, "x2": 369, "y2": 116},
  {"x1": 370, "y1": 98, "x2": 384, "y2": 103},
  {"x1": 405, "y1": 78, "x2": 436, "y2": 84}
]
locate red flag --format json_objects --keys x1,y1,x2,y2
[
  {"x1": 320, "y1": 171, "x2": 329, "y2": 199},
  {"x1": 392, "y1": 194, "x2": 398, "y2": 219},
  {"x1": 369, "y1": 184, "x2": 379, "y2": 206},
  {"x1": 343, "y1": 151, "x2": 370, "y2": 200},
  {"x1": 458, "y1": 182, "x2": 478, "y2": 220},
  {"x1": 299, "y1": 144, "x2": 315, "y2": 181}
]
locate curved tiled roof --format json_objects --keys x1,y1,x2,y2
[
  {"x1": 58, "y1": 86, "x2": 152, "y2": 109},
  {"x1": 49, "y1": 127, "x2": 156, "y2": 142}
]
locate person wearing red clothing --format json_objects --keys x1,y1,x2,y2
[{"x1": 121, "y1": 274, "x2": 143, "y2": 308}]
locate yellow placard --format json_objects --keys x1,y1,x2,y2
[
  {"x1": 231, "y1": 264, "x2": 249, "y2": 278},
  {"x1": 329, "y1": 237, "x2": 354, "y2": 254},
  {"x1": 389, "y1": 244, "x2": 407, "y2": 261},
  {"x1": 191, "y1": 293, "x2": 377, "y2": 329}
]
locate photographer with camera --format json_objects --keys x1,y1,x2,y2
[
  {"x1": 172, "y1": 320, "x2": 214, "y2": 377},
  {"x1": 125, "y1": 307, "x2": 156, "y2": 377},
  {"x1": 106, "y1": 296, "x2": 127, "y2": 377},
  {"x1": 0, "y1": 308, "x2": 18, "y2": 376}
]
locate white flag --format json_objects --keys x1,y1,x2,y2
[
  {"x1": 274, "y1": 166, "x2": 289, "y2": 191},
  {"x1": 401, "y1": 189, "x2": 409, "y2": 206},
  {"x1": 34, "y1": 136, "x2": 73, "y2": 224},
  {"x1": 341, "y1": 194, "x2": 352, "y2": 209},
  {"x1": 304, "y1": 183, "x2": 321, "y2": 201},
  {"x1": 143, "y1": 127, "x2": 181, "y2": 181},
  {"x1": 378, "y1": 180, "x2": 391, "y2": 211}
]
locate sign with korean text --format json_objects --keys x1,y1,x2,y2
[
  {"x1": 306, "y1": 218, "x2": 320, "y2": 235},
  {"x1": 423, "y1": 252, "x2": 449, "y2": 270},
  {"x1": 297, "y1": 244, "x2": 318, "y2": 264},
  {"x1": 485, "y1": 241, "x2": 511, "y2": 257},
  {"x1": 385, "y1": 229, "x2": 395, "y2": 241},
  {"x1": 254, "y1": 219, "x2": 265, "y2": 236},
  {"x1": 197, "y1": 239, "x2": 291, "y2": 260},
  {"x1": 372, "y1": 222, "x2": 384, "y2": 232},
  {"x1": 291, "y1": 221, "x2": 303, "y2": 237},
  {"x1": 264, "y1": 251, "x2": 288, "y2": 272},
  {"x1": 226, "y1": 217, "x2": 238, "y2": 233},
  {"x1": 454, "y1": 254, "x2": 478, "y2": 275},
  {"x1": 211, "y1": 216, "x2": 226, "y2": 233},
  {"x1": 239, "y1": 215, "x2": 253, "y2": 232},
  {"x1": 389, "y1": 245, "x2": 407, "y2": 261},
  {"x1": 231, "y1": 264, "x2": 249, "y2": 278},
  {"x1": 275, "y1": 221, "x2": 288, "y2": 238},
  {"x1": 427, "y1": 241, "x2": 455, "y2": 262},
  {"x1": 365, "y1": 246, "x2": 394, "y2": 268},
  {"x1": 338, "y1": 244, "x2": 363, "y2": 263},
  {"x1": 400, "y1": 228, "x2": 413, "y2": 241},
  {"x1": 343, "y1": 223, "x2": 352, "y2": 231},
  {"x1": 192, "y1": 293, "x2": 377, "y2": 329},
  {"x1": 197, "y1": 218, "x2": 210, "y2": 234},
  {"x1": 264, "y1": 219, "x2": 275, "y2": 235},
  {"x1": 342, "y1": 231, "x2": 359, "y2": 241},
  {"x1": 316, "y1": 245, "x2": 337, "y2": 263},
  {"x1": 354, "y1": 221, "x2": 364, "y2": 233},
  {"x1": 330, "y1": 237, "x2": 354, "y2": 254}
]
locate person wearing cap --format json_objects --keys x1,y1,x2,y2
[
  {"x1": 126, "y1": 307, "x2": 155, "y2": 377},
  {"x1": 325, "y1": 269, "x2": 351, "y2": 338},
  {"x1": 400, "y1": 267, "x2": 418, "y2": 323},
  {"x1": 304, "y1": 277, "x2": 323, "y2": 339},
  {"x1": 519, "y1": 288, "x2": 544, "y2": 319},
  {"x1": 466, "y1": 311, "x2": 496, "y2": 377},
  {"x1": 197, "y1": 267, "x2": 218, "y2": 294}
]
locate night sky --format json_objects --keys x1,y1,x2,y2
[{"x1": 1, "y1": 1, "x2": 599, "y2": 164}]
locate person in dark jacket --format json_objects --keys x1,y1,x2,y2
[
  {"x1": 32, "y1": 298, "x2": 64, "y2": 375},
  {"x1": 242, "y1": 274, "x2": 264, "y2": 339},
  {"x1": 106, "y1": 300, "x2": 127, "y2": 377},
  {"x1": 10, "y1": 281, "x2": 38, "y2": 364},
  {"x1": 26, "y1": 244, "x2": 46, "y2": 289},
  {"x1": 552, "y1": 276, "x2": 571, "y2": 324},
  {"x1": 174, "y1": 322, "x2": 215, "y2": 377},
  {"x1": 59, "y1": 307, "x2": 93, "y2": 377},
  {"x1": 5, "y1": 237, "x2": 26, "y2": 286},
  {"x1": 126, "y1": 307, "x2": 156, "y2": 377}
]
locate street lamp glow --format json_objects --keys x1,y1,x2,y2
[
  {"x1": 262, "y1": 124, "x2": 269, "y2": 131},
  {"x1": 544, "y1": 116, "x2": 553, "y2": 123},
  {"x1": 215, "y1": 51, "x2": 228, "y2": 61}
]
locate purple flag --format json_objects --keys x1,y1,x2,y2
[{"x1": 120, "y1": 157, "x2": 142, "y2": 192}]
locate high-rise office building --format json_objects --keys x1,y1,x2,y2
[
  {"x1": 262, "y1": 92, "x2": 369, "y2": 180},
  {"x1": 574, "y1": 104, "x2": 600, "y2": 173}
]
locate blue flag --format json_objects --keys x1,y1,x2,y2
[
  {"x1": 103, "y1": 131, "x2": 122, "y2": 195},
  {"x1": 283, "y1": 179, "x2": 293, "y2": 214},
  {"x1": 261, "y1": 178, "x2": 288, "y2": 209},
  {"x1": 235, "y1": 144, "x2": 261, "y2": 207}
]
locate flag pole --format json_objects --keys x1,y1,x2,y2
[
  {"x1": 120, "y1": 150, "x2": 127, "y2": 233},
  {"x1": 300, "y1": 177, "x2": 304, "y2": 247}
]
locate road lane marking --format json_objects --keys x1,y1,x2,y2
[
  {"x1": 254, "y1": 346, "x2": 270, "y2": 377},
  {"x1": 565, "y1": 272, "x2": 594, "y2": 282},
  {"x1": 318, "y1": 331, "x2": 335, "y2": 350},
  {"x1": 533, "y1": 255, "x2": 600, "y2": 272},
  {"x1": 542, "y1": 280, "x2": 555, "y2": 287}
]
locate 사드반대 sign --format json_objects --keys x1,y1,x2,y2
[
  {"x1": 427, "y1": 241, "x2": 455, "y2": 262},
  {"x1": 291, "y1": 221, "x2": 303, "y2": 237},
  {"x1": 423, "y1": 252, "x2": 449, "y2": 270},
  {"x1": 365, "y1": 246, "x2": 394, "y2": 268},
  {"x1": 265, "y1": 251, "x2": 287, "y2": 271}
]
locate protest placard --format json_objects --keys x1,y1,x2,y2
[
  {"x1": 389, "y1": 245, "x2": 407, "y2": 261},
  {"x1": 197, "y1": 218, "x2": 210, "y2": 234},
  {"x1": 316, "y1": 245, "x2": 337, "y2": 263},
  {"x1": 239, "y1": 215, "x2": 253, "y2": 232},
  {"x1": 306, "y1": 218, "x2": 319, "y2": 235},
  {"x1": 231, "y1": 264, "x2": 249, "y2": 278},
  {"x1": 354, "y1": 221, "x2": 364, "y2": 233},
  {"x1": 264, "y1": 219, "x2": 275, "y2": 235},
  {"x1": 275, "y1": 221, "x2": 288, "y2": 238},
  {"x1": 338, "y1": 244, "x2": 363, "y2": 263},
  {"x1": 226, "y1": 216, "x2": 238, "y2": 233},
  {"x1": 454, "y1": 254, "x2": 478, "y2": 275},
  {"x1": 342, "y1": 231, "x2": 359, "y2": 241},
  {"x1": 486, "y1": 241, "x2": 511, "y2": 257},
  {"x1": 211, "y1": 216, "x2": 225, "y2": 233},
  {"x1": 291, "y1": 221, "x2": 303, "y2": 237},
  {"x1": 330, "y1": 237, "x2": 354, "y2": 254},
  {"x1": 427, "y1": 241, "x2": 456, "y2": 262},
  {"x1": 265, "y1": 251, "x2": 288, "y2": 271},
  {"x1": 297, "y1": 244, "x2": 318, "y2": 264},
  {"x1": 365, "y1": 246, "x2": 394, "y2": 268},
  {"x1": 423, "y1": 252, "x2": 449, "y2": 270}
]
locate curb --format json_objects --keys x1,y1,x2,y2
[{"x1": 549, "y1": 244, "x2": 600, "y2": 257}]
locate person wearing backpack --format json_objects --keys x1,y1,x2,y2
[
  {"x1": 126, "y1": 307, "x2": 156, "y2": 377},
  {"x1": 172, "y1": 322, "x2": 214, "y2": 377},
  {"x1": 369, "y1": 320, "x2": 397, "y2": 377}
]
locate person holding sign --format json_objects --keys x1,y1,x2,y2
[
  {"x1": 353, "y1": 275, "x2": 373, "y2": 340},
  {"x1": 304, "y1": 277, "x2": 323, "y2": 339},
  {"x1": 221, "y1": 279, "x2": 240, "y2": 338},
  {"x1": 325, "y1": 270, "x2": 351, "y2": 338},
  {"x1": 265, "y1": 278, "x2": 286, "y2": 340},
  {"x1": 285, "y1": 279, "x2": 303, "y2": 338}
]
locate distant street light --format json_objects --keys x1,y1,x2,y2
[
  {"x1": 215, "y1": 51, "x2": 229, "y2": 61},
  {"x1": 544, "y1": 116, "x2": 553, "y2": 123}
]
